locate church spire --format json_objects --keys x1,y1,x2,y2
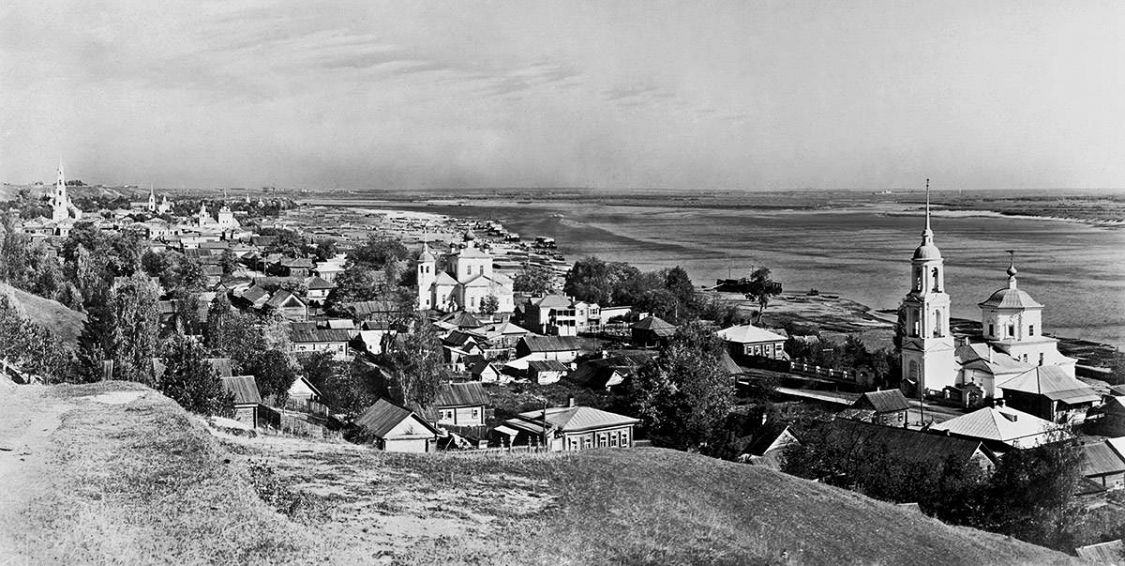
[{"x1": 1006, "y1": 250, "x2": 1018, "y2": 289}]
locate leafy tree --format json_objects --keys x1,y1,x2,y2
[
  {"x1": 378, "y1": 317, "x2": 450, "y2": 410},
  {"x1": 664, "y1": 266, "x2": 695, "y2": 307},
  {"x1": 479, "y1": 294, "x2": 500, "y2": 315},
  {"x1": 0, "y1": 294, "x2": 74, "y2": 382},
  {"x1": 246, "y1": 349, "x2": 298, "y2": 406},
  {"x1": 108, "y1": 273, "x2": 162, "y2": 383},
  {"x1": 300, "y1": 353, "x2": 389, "y2": 416},
  {"x1": 513, "y1": 264, "x2": 555, "y2": 295},
  {"x1": 564, "y1": 257, "x2": 640, "y2": 306},
  {"x1": 219, "y1": 248, "x2": 240, "y2": 275},
  {"x1": 635, "y1": 288, "x2": 680, "y2": 322},
  {"x1": 158, "y1": 333, "x2": 235, "y2": 416},
  {"x1": 628, "y1": 322, "x2": 734, "y2": 451},
  {"x1": 204, "y1": 292, "x2": 235, "y2": 351},
  {"x1": 351, "y1": 235, "x2": 408, "y2": 268},
  {"x1": 314, "y1": 239, "x2": 338, "y2": 262},
  {"x1": 329, "y1": 263, "x2": 380, "y2": 304},
  {"x1": 261, "y1": 229, "x2": 308, "y2": 258},
  {"x1": 746, "y1": 267, "x2": 782, "y2": 324}
]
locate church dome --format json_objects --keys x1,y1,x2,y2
[
  {"x1": 978, "y1": 287, "x2": 1042, "y2": 310},
  {"x1": 418, "y1": 242, "x2": 436, "y2": 262},
  {"x1": 912, "y1": 242, "x2": 942, "y2": 260}
]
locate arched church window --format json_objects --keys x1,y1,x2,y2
[
  {"x1": 933, "y1": 310, "x2": 943, "y2": 337},
  {"x1": 931, "y1": 267, "x2": 940, "y2": 291},
  {"x1": 909, "y1": 361, "x2": 919, "y2": 380}
]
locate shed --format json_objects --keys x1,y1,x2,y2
[
  {"x1": 851, "y1": 390, "x2": 911, "y2": 427},
  {"x1": 527, "y1": 359, "x2": 569, "y2": 385},
  {"x1": 221, "y1": 375, "x2": 262, "y2": 428},
  {"x1": 1082, "y1": 441, "x2": 1125, "y2": 490}
]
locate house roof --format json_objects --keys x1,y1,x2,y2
[
  {"x1": 480, "y1": 321, "x2": 534, "y2": 339},
  {"x1": 442, "y1": 310, "x2": 483, "y2": 328},
  {"x1": 204, "y1": 358, "x2": 234, "y2": 378},
  {"x1": 512, "y1": 406, "x2": 639, "y2": 433},
  {"x1": 280, "y1": 257, "x2": 314, "y2": 269},
  {"x1": 443, "y1": 329, "x2": 485, "y2": 348},
  {"x1": 529, "y1": 294, "x2": 572, "y2": 308},
  {"x1": 716, "y1": 324, "x2": 787, "y2": 344},
  {"x1": 354, "y1": 398, "x2": 438, "y2": 438},
  {"x1": 520, "y1": 335, "x2": 583, "y2": 352},
  {"x1": 289, "y1": 325, "x2": 352, "y2": 344},
  {"x1": 1075, "y1": 540, "x2": 1125, "y2": 564},
  {"x1": 265, "y1": 290, "x2": 305, "y2": 309},
  {"x1": 221, "y1": 375, "x2": 262, "y2": 405},
  {"x1": 954, "y1": 342, "x2": 1031, "y2": 376},
  {"x1": 830, "y1": 419, "x2": 995, "y2": 467},
  {"x1": 743, "y1": 426, "x2": 798, "y2": 457},
  {"x1": 468, "y1": 359, "x2": 500, "y2": 376},
  {"x1": 528, "y1": 359, "x2": 570, "y2": 373},
  {"x1": 997, "y1": 365, "x2": 1099, "y2": 405},
  {"x1": 852, "y1": 390, "x2": 910, "y2": 414},
  {"x1": 304, "y1": 276, "x2": 334, "y2": 290},
  {"x1": 631, "y1": 316, "x2": 676, "y2": 335},
  {"x1": 240, "y1": 285, "x2": 270, "y2": 304},
  {"x1": 433, "y1": 382, "x2": 490, "y2": 408},
  {"x1": 1082, "y1": 442, "x2": 1125, "y2": 477},
  {"x1": 930, "y1": 406, "x2": 1062, "y2": 445}
]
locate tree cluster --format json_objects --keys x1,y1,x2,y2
[{"x1": 628, "y1": 322, "x2": 735, "y2": 451}]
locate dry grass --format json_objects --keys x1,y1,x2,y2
[{"x1": 2, "y1": 382, "x2": 1080, "y2": 565}]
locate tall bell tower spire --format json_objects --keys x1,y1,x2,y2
[{"x1": 899, "y1": 179, "x2": 957, "y2": 397}]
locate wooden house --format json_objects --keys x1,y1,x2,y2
[
  {"x1": 849, "y1": 390, "x2": 911, "y2": 427},
  {"x1": 304, "y1": 276, "x2": 335, "y2": 304},
  {"x1": 516, "y1": 336, "x2": 583, "y2": 363},
  {"x1": 353, "y1": 398, "x2": 440, "y2": 453},
  {"x1": 468, "y1": 359, "x2": 506, "y2": 384},
  {"x1": 1082, "y1": 439, "x2": 1125, "y2": 491},
  {"x1": 289, "y1": 323, "x2": 351, "y2": 359},
  {"x1": 265, "y1": 290, "x2": 307, "y2": 322},
  {"x1": 432, "y1": 382, "x2": 490, "y2": 427},
  {"x1": 631, "y1": 316, "x2": 675, "y2": 347},
  {"x1": 996, "y1": 365, "x2": 1099, "y2": 425},
  {"x1": 502, "y1": 403, "x2": 639, "y2": 452},
  {"x1": 828, "y1": 419, "x2": 999, "y2": 475},
  {"x1": 569, "y1": 352, "x2": 654, "y2": 390},
  {"x1": 738, "y1": 425, "x2": 800, "y2": 469},
  {"x1": 929, "y1": 405, "x2": 1067, "y2": 451},
  {"x1": 716, "y1": 324, "x2": 788, "y2": 361}
]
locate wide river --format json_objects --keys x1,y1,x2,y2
[{"x1": 324, "y1": 196, "x2": 1125, "y2": 348}]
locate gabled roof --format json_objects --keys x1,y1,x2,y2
[
  {"x1": 631, "y1": 316, "x2": 675, "y2": 335},
  {"x1": 716, "y1": 324, "x2": 787, "y2": 344},
  {"x1": 479, "y1": 321, "x2": 534, "y2": 339},
  {"x1": 240, "y1": 285, "x2": 270, "y2": 304},
  {"x1": 433, "y1": 382, "x2": 490, "y2": 408},
  {"x1": 997, "y1": 365, "x2": 1099, "y2": 405},
  {"x1": 1075, "y1": 540, "x2": 1125, "y2": 564},
  {"x1": 442, "y1": 311, "x2": 483, "y2": 329},
  {"x1": 354, "y1": 398, "x2": 439, "y2": 438},
  {"x1": 528, "y1": 359, "x2": 570, "y2": 373},
  {"x1": 304, "y1": 276, "x2": 334, "y2": 290},
  {"x1": 288, "y1": 325, "x2": 352, "y2": 344},
  {"x1": 434, "y1": 272, "x2": 459, "y2": 286},
  {"x1": 955, "y1": 342, "x2": 1031, "y2": 376},
  {"x1": 280, "y1": 257, "x2": 314, "y2": 269},
  {"x1": 512, "y1": 406, "x2": 638, "y2": 433},
  {"x1": 852, "y1": 390, "x2": 910, "y2": 414},
  {"x1": 1082, "y1": 441, "x2": 1125, "y2": 477},
  {"x1": 520, "y1": 335, "x2": 583, "y2": 352},
  {"x1": 443, "y1": 329, "x2": 486, "y2": 348},
  {"x1": 930, "y1": 406, "x2": 1062, "y2": 445},
  {"x1": 468, "y1": 359, "x2": 501, "y2": 376},
  {"x1": 266, "y1": 290, "x2": 305, "y2": 309},
  {"x1": 221, "y1": 375, "x2": 262, "y2": 405}
]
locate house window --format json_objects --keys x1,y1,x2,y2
[
  {"x1": 471, "y1": 408, "x2": 480, "y2": 420},
  {"x1": 1008, "y1": 324, "x2": 1015, "y2": 337},
  {"x1": 583, "y1": 437, "x2": 592, "y2": 449},
  {"x1": 610, "y1": 434, "x2": 618, "y2": 447},
  {"x1": 1039, "y1": 353, "x2": 1045, "y2": 366},
  {"x1": 620, "y1": 431, "x2": 630, "y2": 446},
  {"x1": 1028, "y1": 325, "x2": 1035, "y2": 336},
  {"x1": 598, "y1": 433, "x2": 608, "y2": 447}
]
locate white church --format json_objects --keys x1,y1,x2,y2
[
  {"x1": 899, "y1": 188, "x2": 1090, "y2": 421},
  {"x1": 416, "y1": 232, "x2": 514, "y2": 314}
]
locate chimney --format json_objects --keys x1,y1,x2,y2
[{"x1": 567, "y1": 396, "x2": 576, "y2": 408}]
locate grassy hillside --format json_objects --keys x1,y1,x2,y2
[
  {"x1": 0, "y1": 282, "x2": 85, "y2": 346},
  {"x1": 2, "y1": 382, "x2": 1077, "y2": 565}
]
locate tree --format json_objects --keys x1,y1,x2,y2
[
  {"x1": 246, "y1": 349, "x2": 298, "y2": 406},
  {"x1": 746, "y1": 267, "x2": 782, "y2": 324},
  {"x1": 628, "y1": 322, "x2": 734, "y2": 451},
  {"x1": 219, "y1": 248, "x2": 239, "y2": 275},
  {"x1": 0, "y1": 294, "x2": 74, "y2": 382},
  {"x1": 351, "y1": 235, "x2": 408, "y2": 268},
  {"x1": 314, "y1": 239, "x2": 338, "y2": 263},
  {"x1": 205, "y1": 292, "x2": 235, "y2": 350},
  {"x1": 378, "y1": 317, "x2": 450, "y2": 410},
  {"x1": 664, "y1": 266, "x2": 695, "y2": 307},
  {"x1": 513, "y1": 265, "x2": 555, "y2": 295},
  {"x1": 329, "y1": 263, "x2": 380, "y2": 304},
  {"x1": 158, "y1": 334, "x2": 235, "y2": 416},
  {"x1": 300, "y1": 353, "x2": 388, "y2": 416},
  {"x1": 564, "y1": 257, "x2": 640, "y2": 306},
  {"x1": 108, "y1": 273, "x2": 162, "y2": 382},
  {"x1": 261, "y1": 229, "x2": 308, "y2": 258},
  {"x1": 479, "y1": 294, "x2": 500, "y2": 315}
]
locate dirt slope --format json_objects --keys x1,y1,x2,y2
[{"x1": 0, "y1": 382, "x2": 1079, "y2": 565}]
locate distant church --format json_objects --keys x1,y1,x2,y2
[
  {"x1": 47, "y1": 162, "x2": 82, "y2": 236},
  {"x1": 416, "y1": 232, "x2": 514, "y2": 314},
  {"x1": 899, "y1": 183, "x2": 1084, "y2": 417}
]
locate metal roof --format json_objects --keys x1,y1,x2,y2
[
  {"x1": 1082, "y1": 442, "x2": 1125, "y2": 477},
  {"x1": 830, "y1": 420, "x2": 994, "y2": 468},
  {"x1": 997, "y1": 366, "x2": 1100, "y2": 405},
  {"x1": 520, "y1": 336, "x2": 583, "y2": 352},
  {"x1": 852, "y1": 390, "x2": 910, "y2": 414},
  {"x1": 514, "y1": 406, "x2": 638, "y2": 433},
  {"x1": 631, "y1": 316, "x2": 676, "y2": 334},
  {"x1": 528, "y1": 359, "x2": 570, "y2": 373},
  {"x1": 930, "y1": 406, "x2": 1062, "y2": 445},
  {"x1": 716, "y1": 324, "x2": 787, "y2": 344},
  {"x1": 978, "y1": 287, "x2": 1043, "y2": 310}
]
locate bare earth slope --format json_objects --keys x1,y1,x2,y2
[{"x1": 0, "y1": 382, "x2": 1078, "y2": 566}]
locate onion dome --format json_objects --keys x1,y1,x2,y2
[{"x1": 419, "y1": 242, "x2": 436, "y2": 263}]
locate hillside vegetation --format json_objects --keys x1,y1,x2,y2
[
  {"x1": 0, "y1": 281, "x2": 85, "y2": 346},
  {"x1": 0, "y1": 382, "x2": 1077, "y2": 565}
]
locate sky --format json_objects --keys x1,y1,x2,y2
[{"x1": 1, "y1": 1, "x2": 1124, "y2": 191}]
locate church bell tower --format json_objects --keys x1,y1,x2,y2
[{"x1": 899, "y1": 180, "x2": 958, "y2": 395}]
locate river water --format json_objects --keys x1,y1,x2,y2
[{"x1": 322, "y1": 196, "x2": 1125, "y2": 348}]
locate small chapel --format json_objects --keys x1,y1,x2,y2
[
  {"x1": 898, "y1": 183, "x2": 1092, "y2": 423},
  {"x1": 416, "y1": 232, "x2": 514, "y2": 314}
]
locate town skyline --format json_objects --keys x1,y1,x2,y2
[{"x1": 3, "y1": 1, "x2": 1125, "y2": 192}]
